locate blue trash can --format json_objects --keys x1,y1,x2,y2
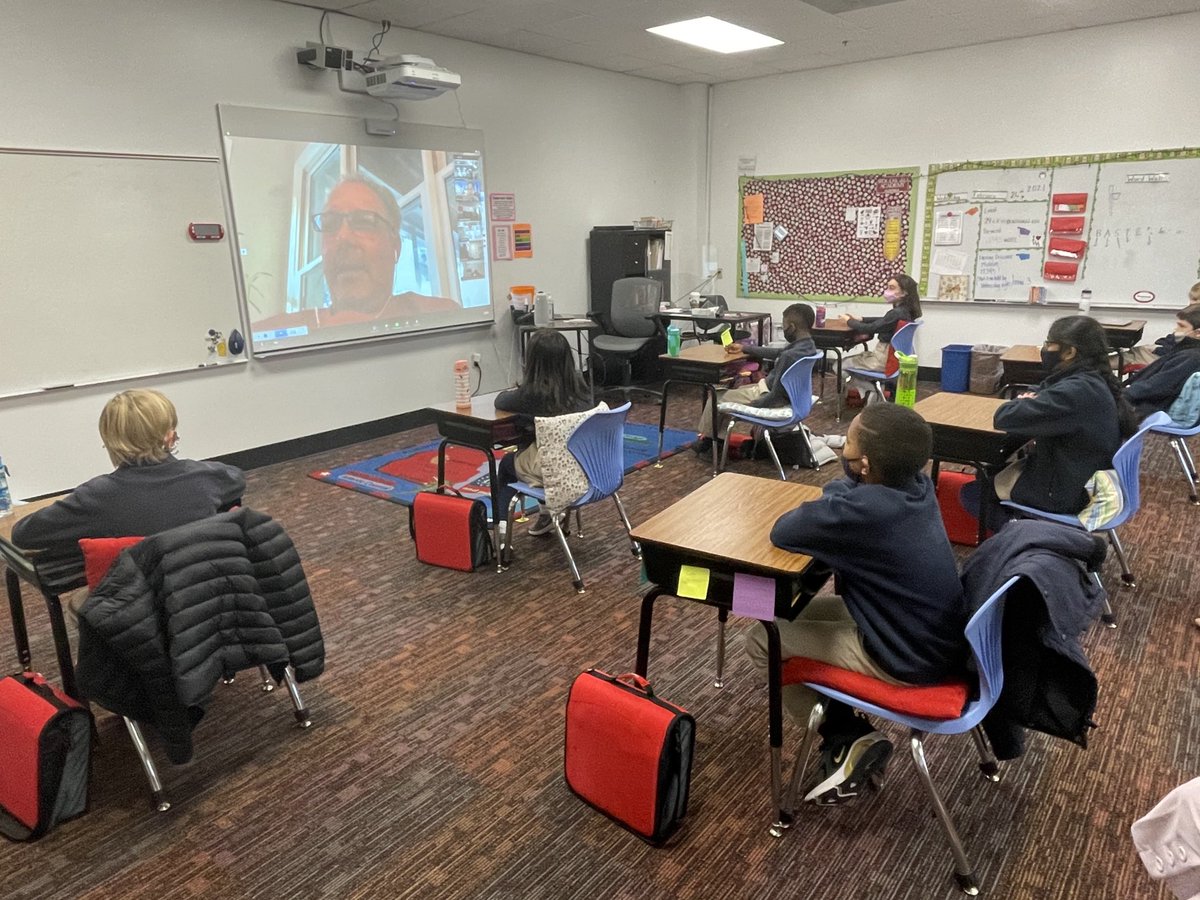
[{"x1": 941, "y1": 344, "x2": 972, "y2": 392}]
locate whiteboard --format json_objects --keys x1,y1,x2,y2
[
  {"x1": 919, "y1": 149, "x2": 1200, "y2": 309},
  {"x1": 0, "y1": 149, "x2": 244, "y2": 398}
]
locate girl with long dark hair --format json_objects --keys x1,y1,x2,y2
[
  {"x1": 840, "y1": 273, "x2": 922, "y2": 393},
  {"x1": 992, "y1": 315, "x2": 1137, "y2": 514}
]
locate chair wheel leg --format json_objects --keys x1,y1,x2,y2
[
  {"x1": 978, "y1": 761, "x2": 1001, "y2": 782},
  {"x1": 954, "y1": 870, "x2": 981, "y2": 896}
]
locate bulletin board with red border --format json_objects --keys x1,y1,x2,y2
[{"x1": 737, "y1": 168, "x2": 919, "y2": 302}]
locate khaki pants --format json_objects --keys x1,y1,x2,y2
[
  {"x1": 1122, "y1": 345, "x2": 1160, "y2": 368},
  {"x1": 744, "y1": 595, "x2": 907, "y2": 725},
  {"x1": 697, "y1": 380, "x2": 769, "y2": 438}
]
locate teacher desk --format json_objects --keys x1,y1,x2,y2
[{"x1": 631, "y1": 473, "x2": 831, "y2": 834}]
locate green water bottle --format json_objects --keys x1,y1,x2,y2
[
  {"x1": 895, "y1": 351, "x2": 918, "y2": 408},
  {"x1": 666, "y1": 323, "x2": 681, "y2": 357}
]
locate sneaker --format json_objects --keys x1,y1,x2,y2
[
  {"x1": 692, "y1": 436, "x2": 714, "y2": 456},
  {"x1": 804, "y1": 731, "x2": 893, "y2": 805},
  {"x1": 527, "y1": 512, "x2": 559, "y2": 536}
]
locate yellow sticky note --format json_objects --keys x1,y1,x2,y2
[
  {"x1": 743, "y1": 193, "x2": 765, "y2": 225},
  {"x1": 677, "y1": 565, "x2": 710, "y2": 600},
  {"x1": 720, "y1": 326, "x2": 733, "y2": 347}
]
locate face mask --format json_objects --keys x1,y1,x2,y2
[
  {"x1": 783, "y1": 326, "x2": 797, "y2": 343},
  {"x1": 1175, "y1": 326, "x2": 1193, "y2": 341},
  {"x1": 883, "y1": 289, "x2": 901, "y2": 303},
  {"x1": 841, "y1": 456, "x2": 862, "y2": 483},
  {"x1": 1040, "y1": 348, "x2": 1063, "y2": 371}
]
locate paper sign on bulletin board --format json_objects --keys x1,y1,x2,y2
[
  {"x1": 737, "y1": 168, "x2": 918, "y2": 302},
  {"x1": 513, "y1": 223, "x2": 533, "y2": 258}
]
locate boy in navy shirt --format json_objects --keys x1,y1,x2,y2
[{"x1": 746, "y1": 403, "x2": 965, "y2": 804}]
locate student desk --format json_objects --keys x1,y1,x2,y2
[
  {"x1": 655, "y1": 309, "x2": 771, "y2": 347},
  {"x1": 811, "y1": 321, "x2": 870, "y2": 421},
  {"x1": 1000, "y1": 345, "x2": 1045, "y2": 397},
  {"x1": 630, "y1": 473, "x2": 831, "y2": 832},
  {"x1": 914, "y1": 393, "x2": 1026, "y2": 544},
  {"x1": 1100, "y1": 319, "x2": 1148, "y2": 371},
  {"x1": 0, "y1": 497, "x2": 85, "y2": 699},
  {"x1": 517, "y1": 316, "x2": 600, "y2": 364},
  {"x1": 655, "y1": 344, "x2": 748, "y2": 476},
  {"x1": 426, "y1": 392, "x2": 521, "y2": 569}
]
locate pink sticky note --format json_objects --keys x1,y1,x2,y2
[{"x1": 732, "y1": 572, "x2": 776, "y2": 621}]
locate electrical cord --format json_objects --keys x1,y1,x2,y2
[{"x1": 364, "y1": 20, "x2": 391, "y2": 62}]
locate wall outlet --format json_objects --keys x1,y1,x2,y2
[{"x1": 470, "y1": 352, "x2": 482, "y2": 365}]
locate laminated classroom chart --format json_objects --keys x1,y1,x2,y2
[
  {"x1": 737, "y1": 169, "x2": 918, "y2": 302},
  {"x1": 920, "y1": 147, "x2": 1200, "y2": 308}
]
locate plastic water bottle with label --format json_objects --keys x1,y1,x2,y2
[
  {"x1": 0, "y1": 456, "x2": 13, "y2": 517},
  {"x1": 895, "y1": 352, "x2": 918, "y2": 408},
  {"x1": 666, "y1": 324, "x2": 682, "y2": 357}
]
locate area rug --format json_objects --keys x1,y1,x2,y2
[{"x1": 309, "y1": 422, "x2": 696, "y2": 517}]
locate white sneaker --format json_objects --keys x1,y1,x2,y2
[
  {"x1": 804, "y1": 731, "x2": 893, "y2": 805},
  {"x1": 528, "y1": 511, "x2": 558, "y2": 536}
]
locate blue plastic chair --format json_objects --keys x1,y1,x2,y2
[
  {"x1": 505, "y1": 402, "x2": 640, "y2": 593},
  {"x1": 716, "y1": 352, "x2": 823, "y2": 480},
  {"x1": 1149, "y1": 372, "x2": 1200, "y2": 505},
  {"x1": 843, "y1": 320, "x2": 922, "y2": 402},
  {"x1": 1001, "y1": 411, "x2": 1171, "y2": 592},
  {"x1": 779, "y1": 575, "x2": 1020, "y2": 897}
]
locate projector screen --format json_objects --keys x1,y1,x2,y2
[{"x1": 218, "y1": 106, "x2": 493, "y2": 355}]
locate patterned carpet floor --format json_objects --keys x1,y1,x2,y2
[{"x1": 1, "y1": 381, "x2": 1193, "y2": 900}]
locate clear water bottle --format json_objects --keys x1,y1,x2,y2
[
  {"x1": 666, "y1": 324, "x2": 682, "y2": 357},
  {"x1": 0, "y1": 456, "x2": 12, "y2": 517}
]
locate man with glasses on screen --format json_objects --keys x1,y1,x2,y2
[{"x1": 252, "y1": 176, "x2": 457, "y2": 333}]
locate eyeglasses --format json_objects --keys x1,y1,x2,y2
[{"x1": 311, "y1": 210, "x2": 394, "y2": 234}]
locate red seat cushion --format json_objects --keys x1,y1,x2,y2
[
  {"x1": 79, "y1": 537, "x2": 144, "y2": 590},
  {"x1": 781, "y1": 657, "x2": 970, "y2": 720}
]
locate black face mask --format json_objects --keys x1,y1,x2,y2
[
  {"x1": 783, "y1": 326, "x2": 797, "y2": 343},
  {"x1": 1040, "y1": 348, "x2": 1063, "y2": 371}
]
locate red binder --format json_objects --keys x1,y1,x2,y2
[
  {"x1": 1043, "y1": 260, "x2": 1079, "y2": 282},
  {"x1": 565, "y1": 670, "x2": 695, "y2": 844},
  {"x1": 1049, "y1": 216, "x2": 1085, "y2": 234},
  {"x1": 1052, "y1": 193, "x2": 1088, "y2": 213},
  {"x1": 1048, "y1": 237, "x2": 1087, "y2": 260}
]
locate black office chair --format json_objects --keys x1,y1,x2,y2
[{"x1": 593, "y1": 277, "x2": 663, "y2": 402}]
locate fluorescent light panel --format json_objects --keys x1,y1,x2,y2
[{"x1": 646, "y1": 16, "x2": 783, "y2": 54}]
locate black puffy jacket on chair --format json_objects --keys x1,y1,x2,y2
[{"x1": 75, "y1": 507, "x2": 324, "y2": 763}]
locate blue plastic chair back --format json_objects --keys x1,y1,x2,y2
[
  {"x1": 890, "y1": 320, "x2": 920, "y2": 358},
  {"x1": 1159, "y1": 372, "x2": 1200, "y2": 434},
  {"x1": 1109, "y1": 410, "x2": 1171, "y2": 526},
  {"x1": 776, "y1": 353, "x2": 822, "y2": 423},
  {"x1": 565, "y1": 402, "x2": 630, "y2": 505}
]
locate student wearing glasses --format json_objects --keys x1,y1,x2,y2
[
  {"x1": 251, "y1": 177, "x2": 458, "y2": 332},
  {"x1": 992, "y1": 316, "x2": 1138, "y2": 514}
]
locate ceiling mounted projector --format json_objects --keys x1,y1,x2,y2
[{"x1": 364, "y1": 55, "x2": 462, "y2": 100}]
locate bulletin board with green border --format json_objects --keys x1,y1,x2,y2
[
  {"x1": 737, "y1": 168, "x2": 919, "y2": 302},
  {"x1": 919, "y1": 147, "x2": 1200, "y2": 308}
]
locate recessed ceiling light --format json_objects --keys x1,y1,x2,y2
[{"x1": 647, "y1": 16, "x2": 784, "y2": 54}]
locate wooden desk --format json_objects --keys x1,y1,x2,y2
[
  {"x1": 1, "y1": 496, "x2": 84, "y2": 697},
  {"x1": 914, "y1": 393, "x2": 1025, "y2": 544},
  {"x1": 1000, "y1": 344, "x2": 1045, "y2": 396},
  {"x1": 655, "y1": 344, "x2": 748, "y2": 476},
  {"x1": 631, "y1": 473, "x2": 829, "y2": 831},
  {"x1": 517, "y1": 317, "x2": 600, "y2": 363},
  {"x1": 656, "y1": 309, "x2": 771, "y2": 347},
  {"x1": 811, "y1": 321, "x2": 871, "y2": 421},
  {"x1": 425, "y1": 393, "x2": 521, "y2": 569}
]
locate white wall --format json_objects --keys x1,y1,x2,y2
[
  {"x1": 0, "y1": 0, "x2": 703, "y2": 497},
  {"x1": 707, "y1": 13, "x2": 1200, "y2": 358}
]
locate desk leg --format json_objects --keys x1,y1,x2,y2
[
  {"x1": 707, "y1": 385, "x2": 720, "y2": 478},
  {"x1": 7, "y1": 569, "x2": 32, "y2": 672},
  {"x1": 43, "y1": 592, "x2": 80, "y2": 701},
  {"x1": 977, "y1": 467, "x2": 997, "y2": 546},
  {"x1": 834, "y1": 349, "x2": 844, "y2": 422},
  {"x1": 714, "y1": 607, "x2": 728, "y2": 689},
  {"x1": 654, "y1": 381, "x2": 674, "y2": 468},
  {"x1": 635, "y1": 588, "x2": 665, "y2": 677},
  {"x1": 438, "y1": 439, "x2": 505, "y2": 572},
  {"x1": 764, "y1": 621, "x2": 785, "y2": 822}
]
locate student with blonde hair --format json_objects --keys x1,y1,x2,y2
[{"x1": 13, "y1": 389, "x2": 245, "y2": 577}]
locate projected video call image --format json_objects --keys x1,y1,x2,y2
[{"x1": 222, "y1": 135, "x2": 492, "y2": 354}]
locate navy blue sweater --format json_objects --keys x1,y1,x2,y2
[
  {"x1": 741, "y1": 335, "x2": 818, "y2": 407},
  {"x1": 1125, "y1": 337, "x2": 1200, "y2": 418},
  {"x1": 770, "y1": 473, "x2": 967, "y2": 684}
]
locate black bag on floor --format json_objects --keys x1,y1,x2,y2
[
  {"x1": 756, "y1": 426, "x2": 819, "y2": 468},
  {"x1": 0, "y1": 672, "x2": 92, "y2": 841}
]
